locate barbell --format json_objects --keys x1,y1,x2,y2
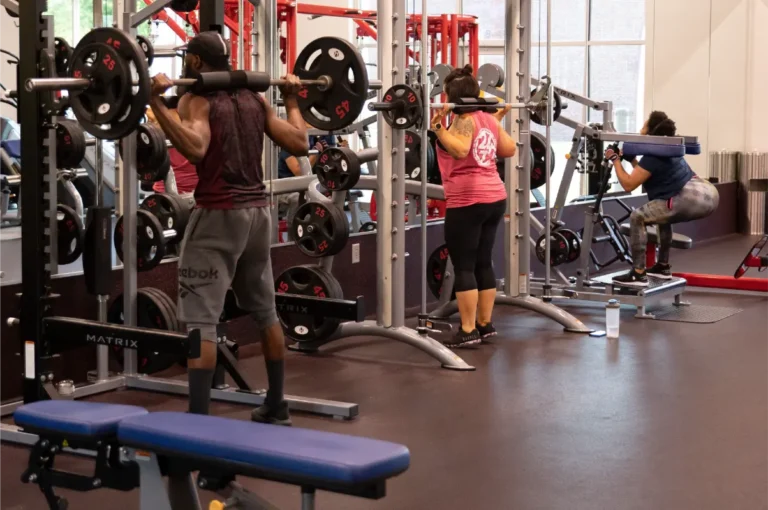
[
  {"x1": 369, "y1": 83, "x2": 563, "y2": 129},
  {"x1": 22, "y1": 28, "x2": 380, "y2": 139}
]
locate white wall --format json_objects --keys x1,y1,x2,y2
[
  {"x1": 1, "y1": 10, "x2": 19, "y2": 122},
  {"x1": 646, "y1": 0, "x2": 767, "y2": 176}
]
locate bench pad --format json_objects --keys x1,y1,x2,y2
[
  {"x1": 118, "y1": 412, "x2": 410, "y2": 485},
  {"x1": 14, "y1": 401, "x2": 148, "y2": 437}
]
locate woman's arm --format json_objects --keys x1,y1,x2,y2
[
  {"x1": 495, "y1": 119, "x2": 517, "y2": 158},
  {"x1": 433, "y1": 114, "x2": 474, "y2": 159},
  {"x1": 605, "y1": 148, "x2": 651, "y2": 192}
]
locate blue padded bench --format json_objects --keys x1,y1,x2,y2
[
  {"x1": 14, "y1": 401, "x2": 410, "y2": 510},
  {"x1": 1, "y1": 139, "x2": 21, "y2": 159}
]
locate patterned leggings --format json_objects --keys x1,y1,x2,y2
[{"x1": 630, "y1": 177, "x2": 719, "y2": 270}]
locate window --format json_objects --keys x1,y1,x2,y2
[
  {"x1": 473, "y1": 0, "x2": 645, "y2": 201},
  {"x1": 588, "y1": 45, "x2": 645, "y2": 131},
  {"x1": 530, "y1": 0, "x2": 588, "y2": 43},
  {"x1": 589, "y1": 0, "x2": 645, "y2": 41}
]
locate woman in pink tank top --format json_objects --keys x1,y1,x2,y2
[{"x1": 431, "y1": 65, "x2": 518, "y2": 348}]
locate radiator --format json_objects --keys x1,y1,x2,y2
[{"x1": 739, "y1": 151, "x2": 768, "y2": 235}]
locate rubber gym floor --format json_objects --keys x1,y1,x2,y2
[{"x1": 1, "y1": 234, "x2": 766, "y2": 510}]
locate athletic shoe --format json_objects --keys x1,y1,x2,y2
[
  {"x1": 443, "y1": 328, "x2": 482, "y2": 348},
  {"x1": 612, "y1": 269, "x2": 649, "y2": 288},
  {"x1": 647, "y1": 262, "x2": 673, "y2": 279},
  {"x1": 476, "y1": 322, "x2": 497, "y2": 339},
  {"x1": 251, "y1": 400, "x2": 292, "y2": 426}
]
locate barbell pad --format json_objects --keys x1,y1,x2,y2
[
  {"x1": 82, "y1": 206, "x2": 113, "y2": 296},
  {"x1": 685, "y1": 142, "x2": 701, "y2": 155},
  {"x1": 192, "y1": 71, "x2": 272, "y2": 94},
  {"x1": 622, "y1": 142, "x2": 685, "y2": 159}
]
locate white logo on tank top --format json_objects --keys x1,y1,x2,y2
[{"x1": 472, "y1": 127, "x2": 497, "y2": 168}]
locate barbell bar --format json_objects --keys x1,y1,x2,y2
[{"x1": 26, "y1": 75, "x2": 383, "y2": 94}]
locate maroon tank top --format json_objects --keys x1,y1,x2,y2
[{"x1": 195, "y1": 89, "x2": 267, "y2": 209}]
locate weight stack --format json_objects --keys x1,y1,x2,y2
[{"x1": 739, "y1": 152, "x2": 768, "y2": 235}]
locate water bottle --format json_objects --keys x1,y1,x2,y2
[{"x1": 606, "y1": 299, "x2": 621, "y2": 339}]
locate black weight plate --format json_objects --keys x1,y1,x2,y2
[
  {"x1": 107, "y1": 288, "x2": 178, "y2": 374},
  {"x1": 57, "y1": 204, "x2": 84, "y2": 265},
  {"x1": 294, "y1": 37, "x2": 369, "y2": 131},
  {"x1": 167, "y1": 192, "x2": 193, "y2": 235},
  {"x1": 426, "y1": 244, "x2": 456, "y2": 300},
  {"x1": 313, "y1": 147, "x2": 362, "y2": 191},
  {"x1": 170, "y1": 0, "x2": 199, "y2": 12},
  {"x1": 360, "y1": 221, "x2": 377, "y2": 232},
  {"x1": 291, "y1": 202, "x2": 349, "y2": 257},
  {"x1": 535, "y1": 232, "x2": 570, "y2": 267},
  {"x1": 114, "y1": 209, "x2": 167, "y2": 271},
  {"x1": 274, "y1": 265, "x2": 342, "y2": 343},
  {"x1": 144, "y1": 287, "x2": 180, "y2": 332},
  {"x1": 405, "y1": 130, "x2": 425, "y2": 180},
  {"x1": 68, "y1": 42, "x2": 130, "y2": 127},
  {"x1": 530, "y1": 89, "x2": 563, "y2": 125},
  {"x1": 379, "y1": 84, "x2": 422, "y2": 130},
  {"x1": 155, "y1": 148, "x2": 171, "y2": 183},
  {"x1": 126, "y1": 123, "x2": 167, "y2": 181},
  {"x1": 558, "y1": 228, "x2": 582, "y2": 263},
  {"x1": 140, "y1": 193, "x2": 183, "y2": 244},
  {"x1": 136, "y1": 35, "x2": 154, "y2": 67},
  {"x1": 530, "y1": 131, "x2": 556, "y2": 189},
  {"x1": 71, "y1": 28, "x2": 151, "y2": 140},
  {"x1": 56, "y1": 120, "x2": 87, "y2": 169},
  {"x1": 426, "y1": 130, "x2": 441, "y2": 184},
  {"x1": 54, "y1": 37, "x2": 73, "y2": 78}
]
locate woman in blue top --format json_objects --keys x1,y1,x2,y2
[{"x1": 604, "y1": 111, "x2": 719, "y2": 287}]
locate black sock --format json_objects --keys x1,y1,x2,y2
[
  {"x1": 188, "y1": 368, "x2": 214, "y2": 415},
  {"x1": 264, "y1": 359, "x2": 285, "y2": 406}
]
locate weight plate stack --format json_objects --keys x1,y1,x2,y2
[
  {"x1": 107, "y1": 288, "x2": 179, "y2": 374},
  {"x1": 56, "y1": 119, "x2": 87, "y2": 169},
  {"x1": 291, "y1": 202, "x2": 350, "y2": 257},
  {"x1": 558, "y1": 228, "x2": 582, "y2": 263},
  {"x1": 57, "y1": 204, "x2": 84, "y2": 265},
  {"x1": 379, "y1": 84, "x2": 422, "y2": 130},
  {"x1": 136, "y1": 35, "x2": 155, "y2": 67},
  {"x1": 54, "y1": 37, "x2": 73, "y2": 78},
  {"x1": 114, "y1": 209, "x2": 167, "y2": 271},
  {"x1": 530, "y1": 131, "x2": 556, "y2": 189},
  {"x1": 405, "y1": 130, "x2": 425, "y2": 180},
  {"x1": 313, "y1": 147, "x2": 362, "y2": 191},
  {"x1": 426, "y1": 244, "x2": 456, "y2": 300},
  {"x1": 140, "y1": 193, "x2": 187, "y2": 245},
  {"x1": 274, "y1": 265, "x2": 343, "y2": 343},
  {"x1": 535, "y1": 232, "x2": 570, "y2": 267}
]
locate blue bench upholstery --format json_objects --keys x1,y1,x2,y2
[
  {"x1": 15, "y1": 401, "x2": 410, "y2": 508},
  {"x1": 1, "y1": 139, "x2": 21, "y2": 159},
  {"x1": 118, "y1": 411, "x2": 410, "y2": 486},
  {"x1": 623, "y1": 142, "x2": 686, "y2": 159},
  {"x1": 685, "y1": 142, "x2": 701, "y2": 155},
  {"x1": 15, "y1": 400, "x2": 148, "y2": 438}
]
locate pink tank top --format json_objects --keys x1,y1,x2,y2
[{"x1": 436, "y1": 111, "x2": 507, "y2": 208}]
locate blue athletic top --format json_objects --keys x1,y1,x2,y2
[
  {"x1": 277, "y1": 135, "x2": 336, "y2": 179},
  {"x1": 638, "y1": 155, "x2": 695, "y2": 201}
]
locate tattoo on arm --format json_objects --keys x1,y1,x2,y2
[{"x1": 451, "y1": 116, "x2": 474, "y2": 137}]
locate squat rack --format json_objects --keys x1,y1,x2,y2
[{"x1": 1, "y1": 0, "x2": 360, "y2": 450}]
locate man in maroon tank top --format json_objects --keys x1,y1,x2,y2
[{"x1": 149, "y1": 31, "x2": 310, "y2": 425}]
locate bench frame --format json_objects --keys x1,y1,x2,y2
[{"x1": 20, "y1": 427, "x2": 399, "y2": 510}]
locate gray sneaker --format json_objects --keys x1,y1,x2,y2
[{"x1": 251, "y1": 401, "x2": 292, "y2": 426}]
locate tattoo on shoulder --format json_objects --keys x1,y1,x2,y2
[{"x1": 451, "y1": 116, "x2": 474, "y2": 137}]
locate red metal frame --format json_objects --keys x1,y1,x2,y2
[
  {"x1": 672, "y1": 273, "x2": 768, "y2": 293},
  {"x1": 149, "y1": 2, "x2": 482, "y2": 81}
]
